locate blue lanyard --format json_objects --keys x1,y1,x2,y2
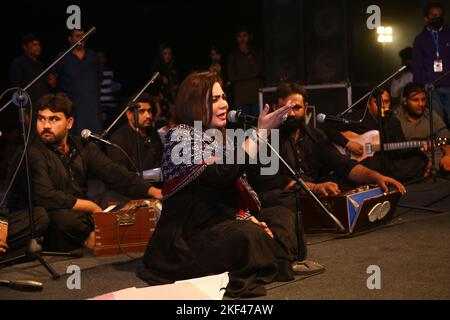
[{"x1": 431, "y1": 31, "x2": 440, "y2": 58}]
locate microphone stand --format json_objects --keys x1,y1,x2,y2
[
  {"x1": 374, "y1": 89, "x2": 386, "y2": 174},
  {"x1": 337, "y1": 66, "x2": 406, "y2": 118},
  {"x1": 425, "y1": 68, "x2": 450, "y2": 183},
  {"x1": 254, "y1": 131, "x2": 346, "y2": 263},
  {"x1": 0, "y1": 27, "x2": 96, "y2": 280},
  {"x1": 101, "y1": 72, "x2": 160, "y2": 178}
]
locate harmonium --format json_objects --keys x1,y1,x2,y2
[
  {"x1": 93, "y1": 199, "x2": 162, "y2": 256},
  {"x1": 301, "y1": 186, "x2": 402, "y2": 235}
]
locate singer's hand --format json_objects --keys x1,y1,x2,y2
[
  {"x1": 148, "y1": 187, "x2": 163, "y2": 200},
  {"x1": 257, "y1": 102, "x2": 294, "y2": 131},
  {"x1": 346, "y1": 141, "x2": 364, "y2": 155},
  {"x1": 0, "y1": 241, "x2": 8, "y2": 254}
]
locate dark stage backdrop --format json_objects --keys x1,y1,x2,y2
[
  {"x1": 2, "y1": 0, "x2": 450, "y2": 130},
  {"x1": 0, "y1": 0, "x2": 264, "y2": 132}
]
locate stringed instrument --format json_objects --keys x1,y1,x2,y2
[{"x1": 335, "y1": 130, "x2": 448, "y2": 162}]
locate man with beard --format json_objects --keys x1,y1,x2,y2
[
  {"x1": 108, "y1": 93, "x2": 162, "y2": 174},
  {"x1": 247, "y1": 83, "x2": 405, "y2": 269},
  {"x1": 10, "y1": 94, "x2": 162, "y2": 251},
  {"x1": 393, "y1": 82, "x2": 450, "y2": 172}
]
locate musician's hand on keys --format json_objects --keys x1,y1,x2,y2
[
  {"x1": 346, "y1": 141, "x2": 364, "y2": 155},
  {"x1": 375, "y1": 175, "x2": 406, "y2": 195},
  {"x1": 312, "y1": 182, "x2": 340, "y2": 196},
  {"x1": 250, "y1": 216, "x2": 274, "y2": 238},
  {"x1": 148, "y1": 187, "x2": 163, "y2": 200}
]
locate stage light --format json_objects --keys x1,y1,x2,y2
[{"x1": 377, "y1": 26, "x2": 393, "y2": 43}]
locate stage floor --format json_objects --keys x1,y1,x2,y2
[{"x1": 1, "y1": 178, "x2": 450, "y2": 300}]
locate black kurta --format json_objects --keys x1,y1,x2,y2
[
  {"x1": 108, "y1": 123, "x2": 163, "y2": 173},
  {"x1": 7, "y1": 136, "x2": 152, "y2": 250},
  {"x1": 138, "y1": 162, "x2": 294, "y2": 298}
]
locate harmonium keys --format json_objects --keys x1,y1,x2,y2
[{"x1": 93, "y1": 199, "x2": 162, "y2": 256}]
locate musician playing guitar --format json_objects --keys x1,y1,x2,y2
[
  {"x1": 322, "y1": 89, "x2": 431, "y2": 183},
  {"x1": 392, "y1": 82, "x2": 450, "y2": 172}
]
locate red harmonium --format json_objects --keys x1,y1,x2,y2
[
  {"x1": 301, "y1": 186, "x2": 402, "y2": 234},
  {"x1": 93, "y1": 199, "x2": 161, "y2": 256}
]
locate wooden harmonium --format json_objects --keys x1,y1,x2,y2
[
  {"x1": 93, "y1": 199, "x2": 162, "y2": 256},
  {"x1": 301, "y1": 186, "x2": 401, "y2": 234}
]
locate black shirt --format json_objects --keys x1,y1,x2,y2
[
  {"x1": 8, "y1": 136, "x2": 152, "y2": 211},
  {"x1": 248, "y1": 124, "x2": 359, "y2": 194},
  {"x1": 9, "y1": 54, "x2": 48, "y2": 105},
  {"x1": 108, "y1": 123, "x2": 163, "y2": 173}
]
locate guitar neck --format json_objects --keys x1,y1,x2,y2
[{"x1": 375, "y1": 140, "x2": 426, "y2": 152}]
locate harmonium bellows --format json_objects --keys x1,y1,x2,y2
[{"x1": 93, "y1": 199, "x2": 162, "y2": 256}]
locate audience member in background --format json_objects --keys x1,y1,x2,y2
[
  {"x1": 151, "y1": 43, "x2": 180, "y2": 119},
  {"x1": 413, "y1": 1, "x2": 450, "y2": 125},
  {"x1": 393, "y1": 82, "x2": 450, "y2": 172},
  {"x1": 391, "y1": 47, "x2": 414, "y2": 106},
  {"x1": 9, "y1": 33, "x2": 51, "y2": 106},
  {"x1": 227, "y1": 26, "x2": 264, "y2": 116},
  {"x1": 52, "y1": 28, "x2": 102, "y2": 134}
]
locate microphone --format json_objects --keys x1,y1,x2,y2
[
  {"x1": 81, "y1": 129, "x2": 113, "y2": 146},
  {"x1": 316, "y1": 113, "x2": 359, "y2": 124},
  {"x1": 227, "y1": 110, "x2": 259, "y2": 125}
]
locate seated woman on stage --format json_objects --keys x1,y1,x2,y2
[{"x1": 138, "y1": 71, "x2": 296, "y2": 297}]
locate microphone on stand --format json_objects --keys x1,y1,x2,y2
[
  {"x1": 227, "y1": 109, "x2": 290, "y2": 126},
  {"x1": 227, "y1": 109, "x2": 259, "y2": 126},
  {"x1": 316, "y1": 113, "x2": 360, "y2": 124},
  {"x1": 81, "y1": 129, "x2": 113, "y2": 146}
]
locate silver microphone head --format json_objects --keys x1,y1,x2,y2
[
  {"x1": 81, "y1": 129, "x2": 91, "y2": 140},
  {"x1": 316, "y1": 113, "x2": 326, "y2": 124},
  {"x1": 227, "y1": 110, "x2": 239, "y2": 123}
]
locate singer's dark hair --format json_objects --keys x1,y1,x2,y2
[
  {"x1": 36, "y1": 93, "x2": 74, "y2": 118},
  {"x1": 276, "y1": 83, "x2": 308, "y2": 101},
  {"x1": 403, "y1": 82, "x2": 426, "y2": 99},
  {"x1": 173, "y1": 71, "x2": 223, "y2": 128},
  {"x1": 424, "y1": 1, "x2": 445, "y2": 17}
]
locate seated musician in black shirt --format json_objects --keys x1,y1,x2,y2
[
  {"x1": 322, "y1": 89, "x2": 429, "y2": 183},
  {"x1": 108, "y1": 93, "x2": 163, "y2": 173},
  {"x1": 8, "y1": 94, "x2": 162, "y2": 252}
]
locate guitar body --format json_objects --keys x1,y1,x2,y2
[{"x1": 335, "y1": 130, "x2": 380, "y2": 162}]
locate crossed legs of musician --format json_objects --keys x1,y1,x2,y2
[{"x1": 43, "y1": 209, "x2": 95, "y2": 252}]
